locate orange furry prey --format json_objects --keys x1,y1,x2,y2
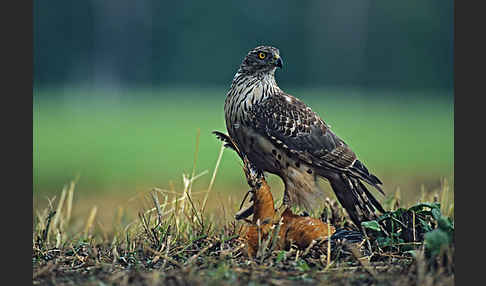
[
  {"x1": 213, "y1": 131, "x2": 335, "y2": 258},
  {"x1": 240, "y1": 178, "x2": 335, "y2": 257}
]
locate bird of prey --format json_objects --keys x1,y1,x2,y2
[{"x1": 223, "y1": 45, "x2": 385, "y2": 228}]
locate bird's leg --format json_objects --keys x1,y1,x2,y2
[
  {"x1": 281, "y1": 180, "x2": 294, "y2": 208},
  {"x1": 235, "y1": 188, "x2": 255, "y2": 220},
  {"x1": 282, "y1": 188, "x2": 290, "y2": 206}
]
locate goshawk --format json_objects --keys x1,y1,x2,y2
[{"x1": 223, "y1": 46, "x2": 385, "y2": 228}]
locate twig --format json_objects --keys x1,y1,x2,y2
[
  {"x1": 303, "y1": 239, "x2": 317, "y2": 257},
  {"x1": 268, "y1": 217, "x2": 283, "y2": 254},
  {"x1": 52, "y1": 185, "x2": 67, "y2": 230},
  {"x1": 40, "y1": 210, "x2": 56, "y2": 248},
  {"x1": 362, "y1": 227, "x2": 373, "y2": 255},
  {"x1": 326, "y1": 199, "x2": 332, "y2": 266},
  {"x1": 65, "y1": 180, "x2": 76, "y2": 225},
  {"x1": 201, "y1": 141, "x2": 225, "y2": 214},
  {"x1": 256, "y1": 219, "x2": 262, "y2": 258},
  {"x1": 259, "y1": 226, "x2": 274, "y2": 264},
  {"x1": 161, "y1": 235, "x2": 172, "y2": 269},
  {"x1": 412, "y1": 210, "x2": 416, "y2": 242},
  {"x1": 185, "y1": 190, "x2": 204, "y2": 229},
  {"x1": 83, "y1": 206, "x2": 98, "y2": 237},
  {"x1": 183, "y1": 128, "x2": 201, "y2": 215},
  {"x1": 184, "y1": 243, "x2": 213, "y2": 266},
  {"x1": 151, "y1": 191, "x2": 163, "y2": 226}
]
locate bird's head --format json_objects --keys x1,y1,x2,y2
[{"x1": 239, "y1": 46, "x2": 283, "y2": 75}]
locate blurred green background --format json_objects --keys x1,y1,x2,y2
[{"x1": 34, "y1": 1, "x2": 453, "y2": 209}]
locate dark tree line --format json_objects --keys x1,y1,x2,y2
[{"x1": 34, "y1": 0, "x2": 453, "y2": 92}]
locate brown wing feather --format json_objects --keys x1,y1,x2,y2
[
  {"x1": 249, "y1": 92, "x2": 383, "y2": 193},
  {"x1": 249, "y1": 93, "x2": 351, "y2": 169}
]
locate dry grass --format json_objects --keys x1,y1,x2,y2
[{"x1": 33, "y1": 141, "x2": 454, "y2": 285}]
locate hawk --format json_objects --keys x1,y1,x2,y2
[{"x1": 223, "y1": 46, "x2": 385, "y2": 228}]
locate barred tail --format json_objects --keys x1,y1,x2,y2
[
  {"x1": 328, "y1": 173, "x2": 385, "y2": 229},
  {"x1": 330, "y1": 228, "x2": 364, "y2": 244},
  {"x1": 350, "y1": 159, "x2": 385, "y2": 196}
]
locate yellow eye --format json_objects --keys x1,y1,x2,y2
[{"x1": 258, "y1": 52, "x2": 266, "y2": 59}]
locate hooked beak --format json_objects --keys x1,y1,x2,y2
[{"x1": 274, "y1": 55, "x2": 283, "y2": 68}]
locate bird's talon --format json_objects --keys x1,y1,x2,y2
[{"x1": 235, "y1": 204, "x2": 254, "y2": 220}]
